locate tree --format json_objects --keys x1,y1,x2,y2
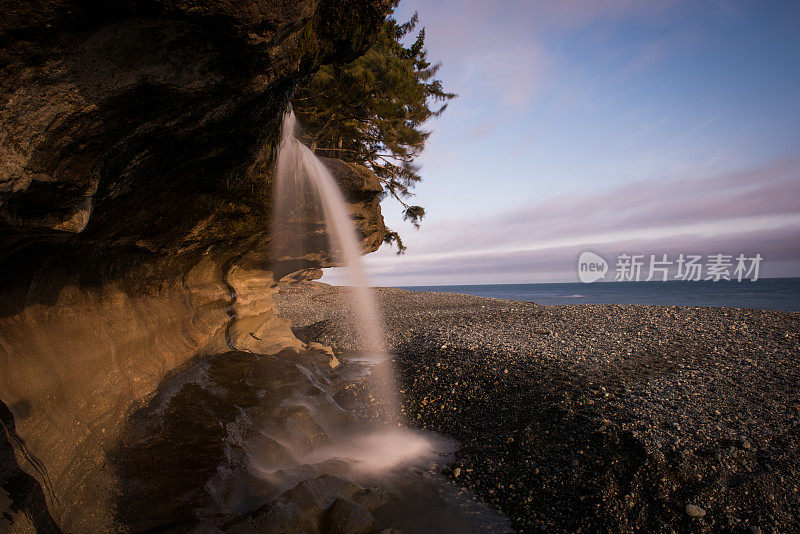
[{"x1": 292, "y1": 8, "x2": 455, "y2": 252}]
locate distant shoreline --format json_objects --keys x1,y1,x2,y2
[
  {"x1": 396, "y1": 277, "x2": 800, "y2": 312},
  {"x1": 397, "y1": 275, "x2": 800, "y2": 287}
]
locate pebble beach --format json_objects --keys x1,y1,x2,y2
[{"x1": 276, "y1": 282, "x2": 800, "y2": 533}]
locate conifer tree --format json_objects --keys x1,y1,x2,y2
[{"x1": 293, "y1": 8, "x2": 455, "y2": 252}]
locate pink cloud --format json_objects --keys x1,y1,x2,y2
[
  {"x1": 357, "y1": 223, "x2": 800, "y2": 285},
  {"x1": 368, "y1": 155, "x2": 800, "y2": 258}
]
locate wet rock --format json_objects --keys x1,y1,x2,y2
[
  {"x1": 284, "y1": 475, "x2": 362, "y2": 508},
  {"x1": 225, "y1": 474, "x2": 375, "y2": 533},
  {"x1": 306, "y1": 342, "x2": 341, "y2": 369},
  {"x1": 308, "y1": 342, "x2": 337, "y2": 358},
  {"x1": 351, "y1": 487, "x2": 385, "y2": 510},
  {"x1": 227, "y1": 501, "x2": 302, "y2": 534},
  {"x1": 323, "y1": 498, "x2": 375, "y2": 534}
]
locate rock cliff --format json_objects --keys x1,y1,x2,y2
[{"x1": 0, "y1": 1, "x2": 391, "y2": 531}]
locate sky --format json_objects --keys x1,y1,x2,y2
[{"x1": 324, "y1": 0, "x2": 800, "y2": 286}]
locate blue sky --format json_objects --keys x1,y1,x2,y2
[{"x1": 324, "y1": 0, "x2": 800, "y2": 285}]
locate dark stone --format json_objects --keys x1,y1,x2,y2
[
  {"x1": 228, "y1": 501, "x2": 303, "y2": 534},
  {"x1": 351, "y1": 487, "x2": 386, "y2": 510},
  {"x1": 322, "y1": 498, "x2": 375, "y2": 534},
  {"x1": 0, "y1": 0, "x2": 391, "y2": 261}
]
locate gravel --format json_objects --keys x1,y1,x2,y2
[{"x1": 276, "y1": 282, "x2": 800, "y2": 533}]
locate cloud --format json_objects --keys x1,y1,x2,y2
[
  {"x1": 347, "y1": 223, "x2": 800, "y2": 285},
  {"x1": 503, "y1": 155, "x2": 800, "y2": 231},
  {"x1": 400, "y1": 0, "x2": 683, "y2": 111},
  {"x1": 324, "y1": 156, "x2": 800, "y2": 285},
  {"x1": 398, "y1": 155, "x2": 800, "y2": 256}
]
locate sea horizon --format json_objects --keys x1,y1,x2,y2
[{"x1": 398, "y1": 277, "x2": 800, "y2": 312}]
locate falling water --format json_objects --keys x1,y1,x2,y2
[{"x1": 272, "y1": 109, "x2": 399, "y2": 418}]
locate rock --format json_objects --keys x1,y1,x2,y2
[
  {"x1": 281, "y1": 269, "x2": 325, "y2": 284},
  {"x1": 226, "y1": 475, "x2": 374, "y2": 533},
  {"x1": 228, "y1": 501, "x2": 302, "y2": 534},
  {"x1": 190, "y1": 524, "x2": 227, "y2": 534},
  {"x1": 320, "y1": 158, "x2": 386, "y2": 255},
  {"x1": 351, "y1": 488, "x2": 385, "y2": 510},
  {"x1": 281, "y1": 475, "x2": 362, "y2": 510},
  {"x1": 2, "y1": 16, "x2": 389, "y2": 254},
  {"x1": 453, "y1": 467, "x2": 462, "y2": 478},
  {"x1": 748, "y1": 527, "x2": 762, "y2": 534},
  {"x1": 323, "y1": 498, "x2": 375, "y2": 534},
  {"x1": 685, "y1": 504, "x2": 707, "y2": 518},
  {"x1": 308, "y1": 342, "x2": 336, "y2": 357},
  {"x1": 0, "y1": 0, "x2": 392, "y2": 531},
  {"x1": 306, "y1": 342, "x2": 340, "y2": 368}
]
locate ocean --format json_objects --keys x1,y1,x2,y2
[{"x1": 401, "y1": 278, "x2": 800, "y2": 312}]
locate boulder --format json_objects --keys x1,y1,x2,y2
[{"x1": 323, "y1": 498, "x2": 375, "y2": 534}]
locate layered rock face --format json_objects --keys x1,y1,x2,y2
[
  {"x1": 0, "y1": 1, "x2": 390, "y2": 531},
  {"x1": 0, "y1": 0, "x2": 388, "y2": 251}
]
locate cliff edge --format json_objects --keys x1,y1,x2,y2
[{"x1": 0, "y1": 1, "x2": 391, "y2": 531}]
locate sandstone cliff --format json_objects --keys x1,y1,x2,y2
[{"x1": 0, "y1": 1, "x2": 391, "y2": 531}]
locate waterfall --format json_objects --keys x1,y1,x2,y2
[{"x1": 272, "y1": 109, "x2": 399, "y2": 418}]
